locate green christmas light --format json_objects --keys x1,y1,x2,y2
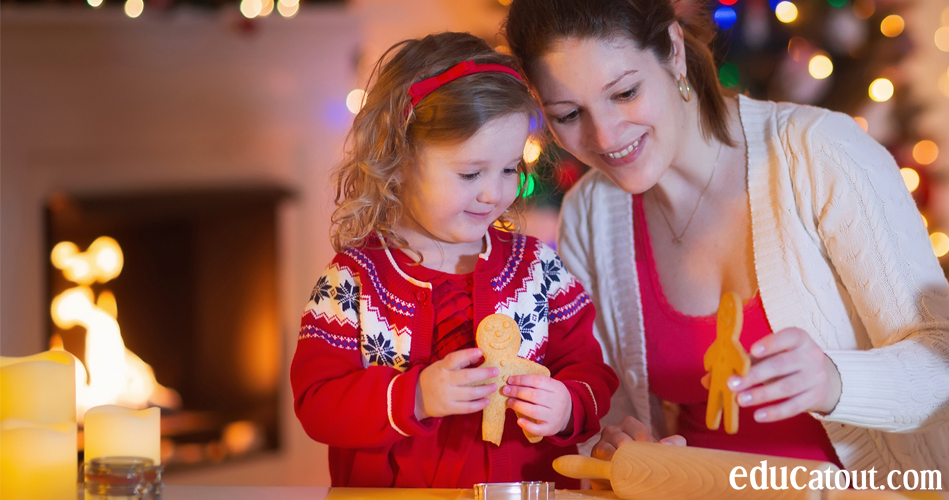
[
  {"x1": 518, "y1": 173, "x2": 537, "y2": 198},
  {"x1": 719, "y1": 63, "x2": 740, "y2": 89}
]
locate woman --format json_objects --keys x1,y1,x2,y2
[{"x1": 504, "y1": 0, "x2": 948, "y2": 474}]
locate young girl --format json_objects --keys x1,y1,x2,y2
[{"x1": 290, "y1": 32, "x2": 618, "y2": 489}]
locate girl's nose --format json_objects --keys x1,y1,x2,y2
[{"x1": 477, "y1": 182, "x2": 500, "y2": 205}]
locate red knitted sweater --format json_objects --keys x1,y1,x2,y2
[{"x1": 290, "y1": 227, "x2": 618, "y2": 488}]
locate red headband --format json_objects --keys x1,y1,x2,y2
[{"x1": 404, "y1": 60, "x2": 523, "y2": 117}]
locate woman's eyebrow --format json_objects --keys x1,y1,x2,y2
[
  {"x1": 602, "y1": 69, "x2": 638, "y2": 92},
  {"x1": 541, "y1": 69, "x2": 639, "y2": 107}
]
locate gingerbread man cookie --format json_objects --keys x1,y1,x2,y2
[
  {"x1": 704, "y1": 292, "x2": 751, "y2": 435},
  {"x1": 475, "y1": 313, "x2": 550, "y2": 446}
]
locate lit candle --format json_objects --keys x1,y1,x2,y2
[
  {"x1": 84, "y1": 405, "x2": 160, "y2": 464},
  {"x1": 0, "y1": 420, "x2": 78, "y2": 500},
  {"x1": 0, "y1": 350, "x2": 77, "y2": 424},
  {"x1": 0, "y1": 350, "x2": 78, "y2": 500}
]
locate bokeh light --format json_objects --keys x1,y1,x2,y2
[
  {"x1": 869, "y1": 78, "x2": 894, "y2": 102},
  {"x1": 808, "y1": 54, "x2": 834, "y2": 79},
  {"x1": 278, "y1": 0, "x2": 299, "y2": 17},
  {"x1": 853, "y1": 0, "x2": 874, "y2": 19},
  {"x1": 775, "y1": 1, "x2": 798, "y2": 23},
  {"x1": 88, "y1": 0, "x2": 103, "y2": 7},
  {"x1": 518, "y1": 173, "x2": 536, "y2": 198},
  {"x1": 714, "y1": 7, "x2": 739, "y2": 30},
  {"x1": 854, "y1": 117, "x2": 869, "y2": 132},
  {"x1": 880, "y1": 15, "x2": 905, "y2": 37},
  {"x1": 240, "y1": 0, "x2": 261, "y2": 18},
  {"x1": 720, "y1": 0, "x2": 738, "y2": 5},
  {"x1": 913, "y1": 140, "x2": 939, "y2": 165},
  {"x1": 523, "y1": 138, "x2": 543, "y2": 166},
  {"x1": 826, "y1": 0, "x2": 845, "y2": 8},
  {"x1": 346, "y1": 89, "x2": 366, "y2": 114},
  {"x1": 922, "y1": 214, "x2": 929, "y2": 228},
  {"x1": 719, "y1": 63, "x2": 740, "y2": 88},
  {"x1": 124, "y1": 0, "x2": 143, "y2": 17},
  {"x1": 937, "y1": 27, "x2": 949, "y2": 52},
  {"x1": 259, "y1": 0, "x2": 274, "y2": 16},
  {"x1": 900, "y1": 168, "x2": 920, "y2": 193},
  {"x1": 931, "y1": 232, "x2": 949, "y2": 258}
]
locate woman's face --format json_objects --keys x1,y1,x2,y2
[{"x1": 531, "y1": 33, "x2": 688, "y2": 194}]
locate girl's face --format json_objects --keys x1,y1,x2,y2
[
  {"x1": 403, "y1": 112, "x2": 528, "y2": 254},
  {"x1": 530, "y1": 33, "x2": 688, "y2": 194}
]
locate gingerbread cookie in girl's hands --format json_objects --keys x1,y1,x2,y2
[
  {"x1": 704, "y1": 292, "x2": 750, "y2": 434},
  {"x1": 475, "y1": 313, "x2": 550, "y2": 445}
]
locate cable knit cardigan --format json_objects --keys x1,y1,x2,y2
[{"x1": 557, "y1": 95, "x2": 949, "y2": 474}]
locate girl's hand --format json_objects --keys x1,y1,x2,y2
[
  {"x1": 728, "y1": 327, "x2": 842, "y2": 422},
  {"x1": 502, "y1": 374, "x2": 573, "y2": 437},
  {"x1": 415, "y1": 348, "x2": 498, "y2": 420}
]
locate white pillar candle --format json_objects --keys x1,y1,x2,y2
[
  {"x1": 0, "y1": 350, "x2": 77, "y2": 425},
  {"x1": 84, "y1": 405, "x2": 160, "y2": 464},
  {"x1": 0, "y1": 350, "x2": 78, "y2": 500},
  {"x1": 0, "y1": 420, "x2": 78, "y2": 500}
]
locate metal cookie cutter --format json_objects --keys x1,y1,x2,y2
[{"x1": 473, "y1": 481, "x2": 554, "y2": 500}]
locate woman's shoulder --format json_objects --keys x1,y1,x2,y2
[{"x1": 739, "y1": 95, "x2": 872, "y2": 152}]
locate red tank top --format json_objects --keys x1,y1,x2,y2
[{"x1": 633, "y1": 194, "x2": 842, "y2": 466}]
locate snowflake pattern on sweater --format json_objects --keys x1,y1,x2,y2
[{"x1": 299, "y1": 232, "x2": 588, "y2": 371}]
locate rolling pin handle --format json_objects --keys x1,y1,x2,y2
[{"x1": 552, "y1": 455, "x2": 613, "y2": 482}]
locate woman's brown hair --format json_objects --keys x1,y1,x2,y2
[
  {"x1": 331, "y1": 32, "x2": 541, "y2": 253},
  {"x1": 504, "y1": 0, "x2": 734, "y2": 146}
]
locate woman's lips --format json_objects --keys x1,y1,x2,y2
[{"x1": 600, "y1": 134, "x2": 645, "y2": 168}]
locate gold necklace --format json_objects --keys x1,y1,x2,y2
[{"x1": 653, "y1": 142, "x2": 724, "y2": 244}]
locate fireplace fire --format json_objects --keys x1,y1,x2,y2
[
  {"x1": 50, "y1": 236, "x2": 181, "y2": 421},
  {"x1": 47, "y1": 187, "x2": 289, "y2": 470}
]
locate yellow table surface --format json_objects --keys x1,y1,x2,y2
[
  {"x1": 159, "y1": 486, "x2": 620, "y2": 500},
  {"x1": 155, "y1": 486, "x2": 944, "y2": 500}
]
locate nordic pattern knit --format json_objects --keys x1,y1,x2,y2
[
  {"x1": 291, "y1": 227, "x2": 619, "y2": 487},
  {"x1": 558, "y1": 95, "x2": 949, "y2": 475}
]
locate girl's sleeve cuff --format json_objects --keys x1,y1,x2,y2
[
  {"x1": 388, "y1": 365, "x2": 441, "y2": 436},
  {"x1": 546, "y1": 380, "x2": 593, "y2": 446}
]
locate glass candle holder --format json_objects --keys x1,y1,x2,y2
[{"x1": 83, "y1": 456, "x2": 163, "y2": 500}]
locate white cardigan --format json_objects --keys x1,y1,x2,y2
[{"x1": 558, "y1": 95, "x2": 949, "y2": 474}]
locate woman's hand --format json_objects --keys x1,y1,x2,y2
[
  {"x1": 588, "y1": 416, "x2": 686, "y2": 490},
  {"x1": 503, "y1": 374, "x2": 572, "y2": 437},
  {"x1": 415, "y1": 348, "x2": 498, "y2": 420},
  {"x1": 727, "y1": 327, "x2": 842, "y2": 422}
]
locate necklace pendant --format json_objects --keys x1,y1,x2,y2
[{"x1": 672, "y1": 236, "x2": 682, "y2": 244}]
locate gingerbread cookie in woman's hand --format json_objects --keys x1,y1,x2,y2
[
  {"x1": 474, "y1": 313, "x2": 550, "y2": 446},
  {"x1": 704, "y1": 292, "x2": 751, "y2": 435}
]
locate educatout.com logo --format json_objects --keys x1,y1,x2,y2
[{"x1": 730, "y1": 461, "x2": 943, "y2": 492}]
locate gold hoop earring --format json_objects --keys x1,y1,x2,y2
[{"x1": 677, "y1": 75, "x2": 691, "y2": 102}]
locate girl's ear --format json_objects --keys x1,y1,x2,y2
[{"x1": 668, "y1": 22, "x2": 687, "y2": 79}]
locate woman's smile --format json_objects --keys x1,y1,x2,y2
[{"x1": 600, "y1": 134, "x2": 645, "y2": 168}]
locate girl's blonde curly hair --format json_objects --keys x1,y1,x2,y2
[{"x1": 330, "y1": 32, "x2": 541, "y2": 254}]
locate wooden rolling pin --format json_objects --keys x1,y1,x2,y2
[{"x1": 553, "y1": 441, "x2": 839, "y2": 500}]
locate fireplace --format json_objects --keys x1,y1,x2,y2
[{"x1": 46, "y1": 186, "x2": 292, "y2": 470}]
